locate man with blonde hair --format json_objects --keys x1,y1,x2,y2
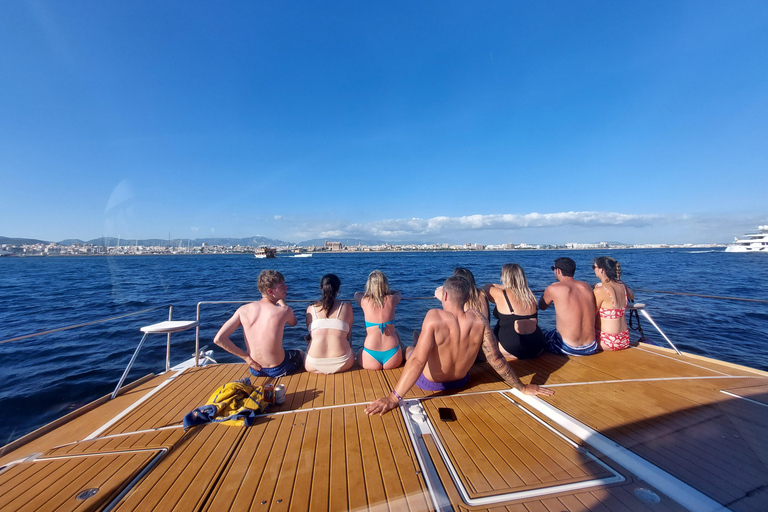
[{"x1": 214, "y1": 270, "x2": 304, "y2": 377}]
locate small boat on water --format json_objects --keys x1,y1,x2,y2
[
  {"x1": 254, "y1": 247, "x2": 277, "y2": 259},
  {"x1": 725, "y1": 225, "x2": 768, "y2": 252},
  {"x1": 1, "y1": 300, "x2": 767, "y2": 511},
  {"x1": 291, "y1": 253, "x2": 312, "y2": 258}
]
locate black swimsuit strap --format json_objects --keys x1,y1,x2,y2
[{"x1": 502, "y1": 289, "x2": 514, "y2": 312}]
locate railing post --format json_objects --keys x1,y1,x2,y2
[
  {"x1": 195, "y1": 303, "x2": 202, "y2": 367},
  {"x1": 639, "y1": 308, "x2": 681, "y2": 355},
  {"x1": 112, "y1": 332, "x2": 149, "y2": 399},
  {"x1": 166, "y1": 305, "x2": 173, "y2": 372}
]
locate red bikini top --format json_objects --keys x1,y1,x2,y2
[{"x1": 597, "y1": 283, "x2": 628, "y2": 319}]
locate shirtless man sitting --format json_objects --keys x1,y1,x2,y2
[
  {"x1": 366, "y1": 276, "x2": 553, "y2": 416},
  {"x1": 538, "y1": 257, "x2": 598, "y2": 356},
  {"x1": 214, "y1": 269, "x2": 303, "y2": 378}
]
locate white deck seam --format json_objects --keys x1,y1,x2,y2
[
  {"x1": 543, "y1": 374, "x2": 756, "y2": 387},
  {"x1": 720, "y1": 390, "x2": 768, "y2": 409}
]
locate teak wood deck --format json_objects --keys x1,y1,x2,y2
[{"x1": 2, "y1": 343, "x2": 768, "y2": 511}]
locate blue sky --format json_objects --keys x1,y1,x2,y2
[{"x1": 1, "y1": 1, "x2": 766, "y2": 245}]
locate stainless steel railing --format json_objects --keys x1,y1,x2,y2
[{"x1": 0, "y1": 304, "x2": 173, "y2": 346}]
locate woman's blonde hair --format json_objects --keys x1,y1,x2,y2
[
  {"x1": 364, "y1": 270, "x2": 390, "y2": 308},
  {"x1": 500, "y1": 264, "x2": 537, "y2": 310}
]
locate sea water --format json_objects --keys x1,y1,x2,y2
[{"x1": 1, "y1": 249, "x2": 767, "y2": 443}]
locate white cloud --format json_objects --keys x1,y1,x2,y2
[{"x1": 312, "y1": 211, "x2": 663, "y2": 239}]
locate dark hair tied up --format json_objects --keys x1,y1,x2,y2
[
  {"x1": 594, "y1": 256, "x2": 621, "y2": 281},
  {"x1": 318, "y1": 274, "x2": 341, "y2": 313}
]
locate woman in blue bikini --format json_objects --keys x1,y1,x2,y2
[{"x1": 354, "y1": 270, "x2": 404, "y2": 370}]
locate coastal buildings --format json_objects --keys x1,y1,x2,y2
[{"x1": 0, "y1": 240, "x2": 723, "y2": 257}]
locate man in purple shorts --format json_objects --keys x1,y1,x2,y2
[
  {"x1": 214, "y1": 270, "x2": 304, "y2": 378},
  {"x1": 539, "y1": 257, "x2": 599, "y2": 356},
  {"x1": 366, "y1": 276, "x2": 552, "y2": 416}
]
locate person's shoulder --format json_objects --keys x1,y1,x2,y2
[
  {"x1": 241, "y1": 301, "x2": 261, "y2": 311},
  {"x1": 545, "y1": 281, "x2": 563, "y2": 292},
  {"x1": 466, "y1": 308, "x2": 487, "y2": 325},
  {"x1": 424, "y1": 308, "x2": 450, "y2": 323}
]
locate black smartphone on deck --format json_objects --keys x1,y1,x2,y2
[{"x1": 438, "y1": 407, "x2": 456, "y2": 422}]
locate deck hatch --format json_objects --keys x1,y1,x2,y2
[
  {"x1": 418, "y1": 392, "x2": 624, "y2": 505},
  {"x1": 0, "y1": 450, "x2": 161, "y2": 512}
]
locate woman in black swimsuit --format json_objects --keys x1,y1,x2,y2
[{"x1": 482, "y1": 264, "x2": 545, "y2": 360}]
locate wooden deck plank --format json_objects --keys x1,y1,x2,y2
[
  {"x1": 328, "y1": 407, "x2": 350, "y2": 511},
  {"x1": 197, "y1": 401, "x2": 428, "y2": 512},
  {"x1": 1, "y1": 457, "x2": 86, "y2": 508},
  {"x1": 1, "y1": 451, "x2": 157, "y2": 512},
  {"x1": 355, "y1": 404, "x2": 388, "y2": 508},
  {"x1": 540, "y1": 378, "x2": 768, "y2": 509},
  {"x1": 102, "y1": 364, "x2": 250, "y2": 436},
  {"x1": 112, "y1": 423, "x2": 245, "y2": 512},
  {"x1": 270, "y1": 411, "x2": 311, "y2": 512},
  {"x1": 305, "y1": 408, "x2": 331, "y2": 511},
  {"x1": 344, "y1": 406, "x2": 368, "y2": 511},
  {"x1": 573, "y1": 347, "x2": 729, "y2": 381},
  {"x1": 571, "y1": 379, "x2": 768, "y2": 476},
  {"x1": 105, "y1": 365, "x2": 230, "y2": 433},
  {"x1": 196, "y1": 419, "x2": 272, "y2": 512},
  {"x1": 423, "y1": 394, "x2": 613, "y2": 500},
  {"x1": 548, "y1": 385, "x2": 766, "y2": 497},
  {"x1": 479, "y1": 394, "x2": 599, "y2": 482},
  {"x1": 289, "y1": 408, "x2": 321, "y2": 512},
  {"x1": 460, "y1": 393, "x2": 610, "y2": 483},
  {"x1": 323, "y1": 372, "x2": 336, "y2": 407},
  {"x1": 637, "y1": 344, "x2": 767, "y2": 378}
]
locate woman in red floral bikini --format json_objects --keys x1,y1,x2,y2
[{"x1": 592, "y1": 256, "x2": 635, "y2": 351}]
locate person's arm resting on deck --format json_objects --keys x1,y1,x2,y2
[{"x1": 365, "y1": 313, "x2": 436, "y2": 416}]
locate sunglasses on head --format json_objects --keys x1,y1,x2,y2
[{"x1": 551, "y1": 266, "x2": 558, "y2": 271}]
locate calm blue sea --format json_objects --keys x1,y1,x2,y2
[{"x1": 1, "y1": 249, "x2": 767, "y2": 444}]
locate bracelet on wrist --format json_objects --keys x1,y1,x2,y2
[{"x1": 392, "y1": 390, "x2": 403, "y2": 401}]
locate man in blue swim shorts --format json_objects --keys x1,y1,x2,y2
[
  {"x1": 539, "y1": 257, "x2": 598, "y2": 356},
  {"x1": 366, "y1": 276, "x2": 553, "y2": 416},
  {"x1": 214, "y1": 270, "x2": 305, "y2": 377}
]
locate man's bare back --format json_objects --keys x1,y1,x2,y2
[
  {"x1": 418, "y1": 308, "x2": 486, "y2": 382},
  {"x1": 539, "y1": 265, "x2": 596, "y2": 347},
  {"x1": 233, "y1": 299, "x2": 295, "y2": 367},
  {"x1": 213, "y1": 273, "x2": 298, "y2": 372},
  {"x1": 366, "y1": 276, "x2": 552, "y2": 416}
]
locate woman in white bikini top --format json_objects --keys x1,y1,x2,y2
[{"x1": 304, "y1": 274, "x2": 355, "y2": 374}]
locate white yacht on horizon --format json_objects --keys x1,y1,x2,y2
[{"x1": 725, "y1": 225, "x2": 768, "y2": 252}]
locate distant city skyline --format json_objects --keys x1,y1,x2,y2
[{"x1": 2, "y1": 2, "x2": 766, "y2": 245}]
